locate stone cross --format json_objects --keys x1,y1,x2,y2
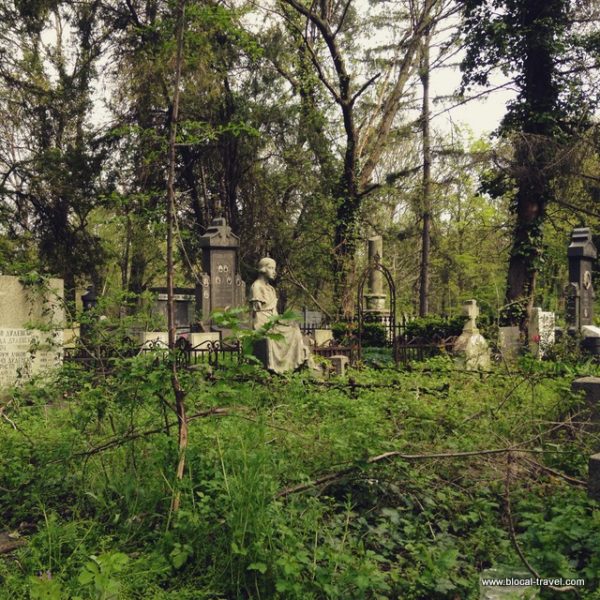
[{"x1": 463, "y1": 299, "x2": 480, "y2": 333}]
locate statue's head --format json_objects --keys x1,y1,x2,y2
[{"x1": 258, "y1": 257, "x2": 277, "y2": 280}]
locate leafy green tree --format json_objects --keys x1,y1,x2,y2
[
  {"x1": 0, "y1": 0, "x2": 108, "y2": 299},
  {"x1": 460, "y1": 0, "x2": 599, "y2": 329}
]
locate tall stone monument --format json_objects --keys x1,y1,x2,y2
[
  {"x1": 196, "y1": 217, "x2": 245, "y2": 326},
  {"x1": 0, "y1": 276, "x2": 64, "y2": 387},
  {"x1": 566, "y1": 227, "x2": 597, "y2": 331},
  {"x1": 364, "y1": 236, "x2": 387, "y2": 316}
]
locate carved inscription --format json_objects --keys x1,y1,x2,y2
[{"x1": 0, "y1": 328, "x2": 63, "y2": 387}]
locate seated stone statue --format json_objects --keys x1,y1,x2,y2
[{"x1": 250, "y1": 258, "x2": 312, "y2": 373}]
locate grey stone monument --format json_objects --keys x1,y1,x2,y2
[
  {"x1": 0, "y1": 276, "x2": 64, "y2": 387},
  {"x1": 453, "y1": 299, "x2": 491, "y2": 370},
  {"x1": 197, "y1": 217, "x2": 245, "y2": 326},
  {"x1": 566, "y1": 228, "x2": 597, "y2": 331},
  {"x1": 364, "y1": 236, "x2": 387, "y2": 315}
]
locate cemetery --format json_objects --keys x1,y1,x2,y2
[
  {"x1": 0, "y1": 223, "x2": 599, "y2": 599},
  {"x1": 2, "y1": 2, "x2": 600, "y2": 599}
]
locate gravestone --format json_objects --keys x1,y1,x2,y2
[
  {"x1": 302, "y1": 307, "x2": 324, "y2": 328},
  {"x1": 529, "y1": 308, "x2": 555, "y2": 359},
  {"x1": 0, "y1": 276, "x2": 64, "y2": 387},
  {"x1": 151, "y1": 288, "x2": 196, "y2": 331},
  {"x1": 566, "y1": 228, "x2": 597, "y2": 331},
  {"x1": 589, "y1": 454, "x2": 600, "y2": 502},
  {"x1": 453, "y1": 299, "x2": 491, "y2": 370},
  {"x1": 498, "y1": 326, "x2": 521, "y2": 362},
  {"x1": 313, "y1": 329, "x2": 334, "y2": 347},
  {"x1": 197, "y1": 217, "x2": 245, "y2": 326}
]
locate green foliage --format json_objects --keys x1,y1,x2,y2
[
  {"x1": 361, "y1": 321, "x2": 387, "y2": 347},
  {"x1": 1, "y1": 353, "x2": 599, "y2": 598},
  {"x1": 77, "y1": 552, "x2": 130, "y2": 600},
  {"x1": 404, "y1": 315, "x2": 467, "y2": 340}
]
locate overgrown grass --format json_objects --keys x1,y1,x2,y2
[{"x1": 1, "y1": 354, "x2": 599, "y2": 599}]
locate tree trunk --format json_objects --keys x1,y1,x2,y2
[
  {"x1": 166, "y1": 0, "x2": 187, "y2": 514},
  {"x1": 502, "y1": 0, "x2": 561, "y2": 330},
  {"x1": 418, "y1": 30, "x2": 432, "y2": 317}
]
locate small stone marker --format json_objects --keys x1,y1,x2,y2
[
  {"x1": 0, "y1": 275, "x2": 64, "y2": 388},
  {"x1": 330, "y1": 355, "x2": 349, "y2": 376},
  {"x1": 529, "y1": 308, "x2": 555, "y2": 358},
  {"x1": 589, "y1": 454, "x2": 600, "y2": 502},
  {"x1": 453, "y1": 299, "x2": 491, "y2": 370},
  {"x1": 498, "y1": 326, "x2": 521, "y2": 362},
  {"x1": 571, "y1": 376, "x2": 600, "y2": 433}
]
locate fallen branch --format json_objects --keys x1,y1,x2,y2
[
  {"x1": 276, "y1": 444, "x2": 564, "y2": 498},
  {"x1": 75, "y1": 407, "x2": 232, "y2": 457},
  {"x1": 521, "y1": 455, "x2": 586, "y2": 487}
]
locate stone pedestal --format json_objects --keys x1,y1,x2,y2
[{"x1": 330, "y1": 355, "x2": 349, "y2": 376}]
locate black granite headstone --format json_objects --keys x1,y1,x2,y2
[{"x1": 566, "y1": 227, "x2": 597, "y2": 331}]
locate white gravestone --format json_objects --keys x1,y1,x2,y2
[
  {"x1": 0, "y1": 276, "x2": 64, "y2": 387},
  {"x1": 529, "y1": 308, "x2": 555, "y2": 359}
]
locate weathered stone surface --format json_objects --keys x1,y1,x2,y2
[
  {"x1": 138, "y1": 332, "x2": 169, "y2": 349},
  {"x1": 453, "y1": 299, "x2": 490, "y2": 370},
  {"x1": 365, "y1": 236, "x2": 386, "y2": 313},
  {"x1": 0, "y1": 276, "x2": 64, "y2": 388},
  {"x1": 529, "y1": 308, "x2": 555, "y2": 359},
  {"x1": 313, "y1": 329, "x2": 334, "y2": 347},
  {"x1": 588, "y1": 454, "x2": 600, "y2": 502},
  {"x1": 330, "y1": 355, "x2": 349, "y2": 376},
  {"x1": 250, "y1": 258, "x2": 313, "y2": 374},
  {"x1": 499, "y1": 326, "x2": 521, "y2": 362},
  {"x1": 197, "y1": 217, "x2": 245, "y2": 325},
  {"x1": 566, "y1": 227, "x2": 597, "y2": 330},
  {"x1": 189, "y1": 332, "x2": 221, "y2": 347},
  {"x1": 571, "y1": 376, "x2": 600, "y2": 403}
]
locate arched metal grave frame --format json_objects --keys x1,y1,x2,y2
[{"x1": 357, "y1": 252, "x2": 398, "y2": 363}]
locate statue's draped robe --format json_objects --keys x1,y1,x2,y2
[{"x1": 250, "y1": 278, "x2": 309, "y2": 373}]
